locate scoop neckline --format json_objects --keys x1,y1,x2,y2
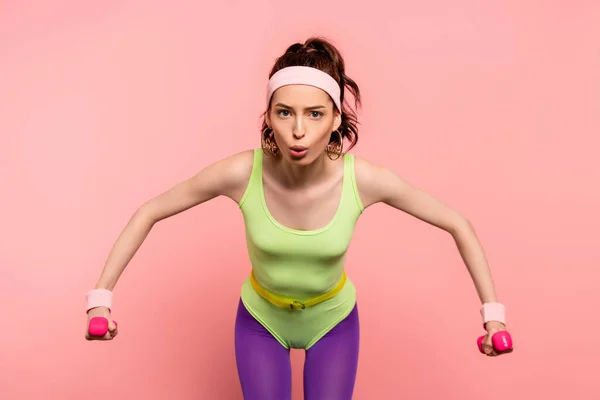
[{"x1": 258, "y1": 153, "x2": 347, "y2": 236}]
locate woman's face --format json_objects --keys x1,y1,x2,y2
[{"x1": 266, "y1": 84, "x2": 341, "y2": 165}]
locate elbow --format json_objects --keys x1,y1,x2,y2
[
  {"x1": 133, "y1": 204, "x2": 159, "y2": 228},
  {"x1": 448, "y1": 215, "x2": 474, "y2": 237}
]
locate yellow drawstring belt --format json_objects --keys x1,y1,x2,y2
[{"x1": 249, "y1": 270, "x2": 347, "y2": 310}]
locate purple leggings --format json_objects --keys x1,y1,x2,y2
[{"x1": 234, "y1": 299, "x2": 360, "y2": 400}]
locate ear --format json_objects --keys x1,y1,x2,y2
[{"x1": 333, "y1": 111, "x2": 342, "y2": 131}]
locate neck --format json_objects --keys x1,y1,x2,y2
[{"x1": 275, "y1": 153, "x2": 330, "y2": 188}]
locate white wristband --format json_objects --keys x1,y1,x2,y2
[
  {"x1": 480, "y1": 302, "x2": 506, "y2": 326},
  {"x1": 86, "y1": 289, "x2": 113, "y2": 312}
]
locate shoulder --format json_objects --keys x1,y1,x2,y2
[
  {"x1": 219, "y1": 148, "x2": 256, "y2": 182},
  {"x1": 193, "y1": 148, "x2": 256, "y2": 203},
  {"x1": 134, "y1": 149, "x2": 257, "y2": 223},
  {"x1": 352, "y1": 155, "x2": 408, "y2": 208},
  {"x1": 353, "y1": 155, "x2": 384, "y2": 182}
]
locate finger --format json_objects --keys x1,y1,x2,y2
[
  {"x1": 90, "y1": 322, "x2": 112, "y2": 340},
  {"x1": 85, "y1": 326, "x2": 99, "y2": 340},
  {"x1": 493, "y1": 346, "x2": 514, "y2": 356},
  {"x1": 482, "y1": 334, "x2": 494, "y2": 355},
  {"x1": 85, "y1": 326, "x2": 100, "y2": 341},
  {"x1": 108, "y1": 320, "x2": 118, "y2": 337},
  {"x1": 85, "y1": 331, "x2": 108, "y2": 341}
]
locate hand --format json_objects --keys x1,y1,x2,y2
[
  {"x1": 85, "y1": 306, "x2": 118, "y2": 341},
  {"x1": 481, "y1": 321, "x2": 512, "y2": 357}
]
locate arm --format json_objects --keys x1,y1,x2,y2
[
  {"x1": 93, "y1": 149, "x2": 254, "y2": 291},
  {"x1": 354, "y1": 157, "x2": 499, "y2": 305}
]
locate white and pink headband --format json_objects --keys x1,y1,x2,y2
[{"x1": 266, "y1": 66, "x2": 341, "y2": 111}]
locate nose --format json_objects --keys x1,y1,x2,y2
[{"x1": 292, "y1": 118, "x2": 305, "y2": 139}]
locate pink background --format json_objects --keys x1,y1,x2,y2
[{"x1": 2, "y1": 1, "x2": 599, "y2": 399}]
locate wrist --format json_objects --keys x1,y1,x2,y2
[
  {"x1": 94, "y1": 279, "x2": 115, "y2": 291},
  {"x1": 480, "y1": 302, "x2": 506, "y2": 327},
  {"x1": 86, "y1": 288, "x2": 113, "y2": 313}
]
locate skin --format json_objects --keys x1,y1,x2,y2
[{"x1": 86, "y1": 84, "x2": 510, "y2": 357}]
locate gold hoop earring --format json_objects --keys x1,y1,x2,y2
[
  {"x1": 261, "y1": 127, "x2": 279, "y2": 157},
  {"x1": 326, "y1": 129, "x2": 344, "y2": 160}
]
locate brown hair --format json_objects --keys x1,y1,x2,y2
[{"x1": 261, "y1": 36, "x2": 362, "y2": 158}]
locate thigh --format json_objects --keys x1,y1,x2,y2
[
  {"x1": 303, "y1": 303, "x2": 360, "y2": 400},
  {"x1": 234, "y1": 299, "x2": 292, "y2": 400}
]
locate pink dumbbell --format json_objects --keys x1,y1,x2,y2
[
  {"x1": 88, "y1": 316, "x2": 117, "y2": 337},
  {"x1": 477, "y1": 330, "x2": 513, "y2": 354}
]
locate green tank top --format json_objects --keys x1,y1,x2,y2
[{"x1": 238, "y1": 148, "x2": 364, "y2": 300}]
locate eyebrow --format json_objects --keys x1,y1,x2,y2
[{"x1": 274, "y1": 102, "x2": 326, "y2": 110}]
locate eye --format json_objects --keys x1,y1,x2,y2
[
  {"x1": 310, "y1": 111, "x2": 324, "y2": 119},
  {"x1": 276, "y1": 110, "x2": 291, "y2": 117}
]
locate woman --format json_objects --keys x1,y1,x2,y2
[{"x1": 85, "y1": 37, "x2": 512, "y2": 399}]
